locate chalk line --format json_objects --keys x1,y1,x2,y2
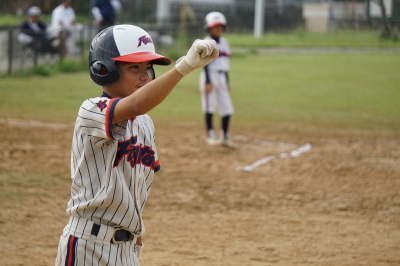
[{"x1": 235, "y1": 136, "x2": 312, "y2": 172}]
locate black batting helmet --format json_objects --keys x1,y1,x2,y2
[{"x1": 89, "y1": 24, "x2": 172, "y2": 86}]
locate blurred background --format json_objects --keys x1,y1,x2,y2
[
  {"x1": 1, "y1": 1, "x2": 400, "y2": 266},
  {"x1": 0, "y1": 0, "x2": 399, "y2": 74}
]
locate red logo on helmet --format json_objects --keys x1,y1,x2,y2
[{"x1": 137, "y1": 35, "x2": 153, "y2": 48}]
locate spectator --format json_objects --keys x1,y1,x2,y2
[
  {"x1": 18, "y1": 6, "x2": 62, "y2": 54},
  {"x1": 92, "y1": 0, "x2": 121, "y2": 33},
  {"x1": 49, "y1": 0, "x2": 82, "y2": 56}
]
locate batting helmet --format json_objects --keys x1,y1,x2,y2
[
  {"x1": 89, "y1": 24, "x2": 172, "y2": 87},
  {"x1": 204, "y1": 11, "x2": 227, "y2": 29},
  {"x1": 27, "y1": 6, "x2": 41, "y2": 16}
]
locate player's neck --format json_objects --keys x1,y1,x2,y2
[
  {"x1": 103, "y1": 88, "x2": 123, "y2": 98},
  {"x1": 210, "y1": 35, "x2": 220, "y2": 43}
]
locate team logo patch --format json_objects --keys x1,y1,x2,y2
[
  {"x1": 114, "y1": 136, "x2": 156, "y2": 170},
  {"x1": 137, "y1": 35, "x2": 152, "y2": 48},
  {"x1": 96, "y1": 100, "x2": 108, "y2": 112}
]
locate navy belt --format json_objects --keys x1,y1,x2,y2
[{"x1": 91, "y1": 223, "x2": 134, "y2": 244}]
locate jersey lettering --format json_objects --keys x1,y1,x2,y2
[
  {"x1": 137, "y1": 35, "x2": 152, "y2": 48},
  {"x1": 113, "y1": 136, "x2": 156, "y2": 169}
]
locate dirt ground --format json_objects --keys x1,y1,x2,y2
[{"x1": 0, "y1": 118, "x2": 399, "y2": 266}]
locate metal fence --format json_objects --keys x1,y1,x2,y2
[
  {"x1": 1, "y1": 0, "x2": 396, "y2": 74},
  {"x1": 0, "y1": 25, "x2": 97, "y2": 75}
]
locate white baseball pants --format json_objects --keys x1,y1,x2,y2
[
  {"x1": 55, "y1": 217, "x2": 140, "y2": 266},
  {"x1": 199, "y1": 70, "x2": 234, "y2": 117}
]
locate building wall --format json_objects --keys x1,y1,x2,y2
[
  {"x1": 302, "y1": 3, "x2": 330, "y2": 32},
  {"x1": 370, "y1": 0, "x2": 393, "y2": 17},
  {"x1": 303, "y1": 2, "x2": 365, "y2": 32}
]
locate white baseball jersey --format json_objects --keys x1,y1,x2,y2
[
  {"x1": 56, "y1": 92, "x2": 159, "y2": 265},
  {"x1": 204, "y1": 36, "x2": 230, "y2": 72},
  {"x1": 199, "y1": 36, "x2": 234, "y2": 116},
  {"x1": 50, "y1": 4, "x2": 76, "y2": 30}
]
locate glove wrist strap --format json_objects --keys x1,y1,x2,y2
[{"x1": 175, "y1": 58, "x2": 193, "y2": 76}]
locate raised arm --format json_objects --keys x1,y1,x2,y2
[{"x1": 112, "y1": 39, "x2": 219, "y2": 123}]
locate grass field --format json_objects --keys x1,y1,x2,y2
[
  {"x1": 225, "y1": 30, "x2": 400, "y2": 48},
  {"x1": 1, "y1": 52, "x2": 400, "y2": 265},
  {"x1": 1, "y1": 53, "x2": 399, "y2": 132}
]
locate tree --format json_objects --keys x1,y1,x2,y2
[{"x1": 374, "y1": 0, "x2": 392, "y2": 38}]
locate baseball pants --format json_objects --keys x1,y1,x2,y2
[
  {"x1": 56, "y1": 217, "x2": 140, "y2": 266},
  {"x1": 199, "y1": 70, "x2": 234, "y2": 117}
]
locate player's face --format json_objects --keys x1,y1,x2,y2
[
  {"x1": 62, "y1": 1, "x2": 71, "y2": 7},
  {"x1": 209, "y1": 25, "x2": 224, "y2": 37},
  {"x1": 113, "y1": 61, "x2": 153, "y2": 97},
  {"x1": 30, "y1": 15, "x2": 40, "y2": 23}
]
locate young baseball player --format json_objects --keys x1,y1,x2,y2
[
  {"x1": 200, "y1": 11, "x2": 236, "y2": 147},
  {"x1": 55, "y1": 24, "x2": 218, "y2": 266}
]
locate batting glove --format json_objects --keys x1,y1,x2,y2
[{"x1": 175, "y1": 39, "x2": 219, "y2": 76}]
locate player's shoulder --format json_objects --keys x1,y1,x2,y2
[
  {"x1": 137, "y1": 114, "x2": 155, "y2": 130},
  {"x1": 20, "y1": 20, "x2": 29, "y2": 28},
  {"x1": 82, "y1": 96, "x2": 109, "y2": 107},
  {"x1": 137, "y1": 113, "x2": 153, "y2": 123},
  {"x1": 220, "y1": 36, "x2": 229, "y2": 44},
  {"x1": 78, "y1": 96, "x2": 111, "y2": 116}
]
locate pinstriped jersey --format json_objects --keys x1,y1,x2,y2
[
  {"x1": 204, "y1": 35, "x2": 231, "y2": 72},
  {"x1": 67, "y1": 93, "x2": 160, "y2": 236}
]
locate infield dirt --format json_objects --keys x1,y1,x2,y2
[{"x1": 0, "y1": 119, "x2": 399, "y2": 266}]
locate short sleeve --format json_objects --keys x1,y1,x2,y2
[
  {"x1": 154, "y1": 139, "x2": 161, "y2": 172},
  {"x1": 143, "y1": 114, "x2": 161, "y2": 172},
  {"x1": 77, "y1": 97, "x2": 127, "y2": 144}
]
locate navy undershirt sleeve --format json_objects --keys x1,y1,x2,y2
[{"x1": 204, "y1": 64, "x2": 211, "y2": 84}]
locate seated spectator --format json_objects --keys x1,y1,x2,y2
[
  {"x1": 48, "y1": 0, "x2": 82, "y2": 56},
  {"x1": 92, "y1": 0, "x2": 121, "y2": 33},
  {"x1": 18, "y1": 6, "x2": 62, "y2": 54}
]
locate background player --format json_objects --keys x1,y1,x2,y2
[
  {"x1": 55, "y1": 24, "x2": 218, "y2": 266},
  {"x1": 200, "y1": 11, "x2": 236, "y2": 147}
]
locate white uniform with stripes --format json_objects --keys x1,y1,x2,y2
[
  {"x1": 199, "y1": 36, "x2": 234, "y2": 116},
  {"x1": 56, "y1": 93, "x2": 160, "y2": 266}
]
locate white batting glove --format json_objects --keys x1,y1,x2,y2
[{"x1": 175, "y1": 39, "x2": 219, "y2": 76}]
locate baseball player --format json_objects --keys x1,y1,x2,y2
[
  {"x1": 55, "y1": 24, "x2": 218, "y2": 266},
  {"x1": 200, "y1": 11, "x2": 236, "y2": 148}
]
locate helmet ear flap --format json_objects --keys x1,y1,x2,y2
[
  {"x1": 90, "y1": 61, "x2": 103, "y2": 75},
  {"x1": 89, "y1": 59, "x2": 120, "y2": 86},
  {"x1": 150, "y1": 66, "x2": 156, "y2": 80}
]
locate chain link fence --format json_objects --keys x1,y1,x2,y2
[
  {"x1": 2, "y1": 0, "x2": 396, "y2": 75},
  {"x1": 0, "y1": 25, "x2": 96, "y2": 74}
]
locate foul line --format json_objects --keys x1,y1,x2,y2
[{"x1": 234, "y1": 135, "x2": 312, "y2": 172}]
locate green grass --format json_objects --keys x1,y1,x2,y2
[
  {"x1": 0, "y1": 53, "x2": 399, "y2": 132},
  {"x1": 152, "y1": 53, "x2": 400, "y2": 131},
  {"x1": 0, "y1": 73, "x2": 100, "y2": 122},
  {"x1": 225, "y1": 29, "x2": 400, "y2": 48},
  {"x1": 0, "y1": 13, "x2": 28, "y2": 26}
]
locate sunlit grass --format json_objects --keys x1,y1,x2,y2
[
  {"x1": 0, "y1": 53, "x2": 399, "y2": 132},
  {"x1": 225, "y1": 29, "x2": 400, "y2": 48}
]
